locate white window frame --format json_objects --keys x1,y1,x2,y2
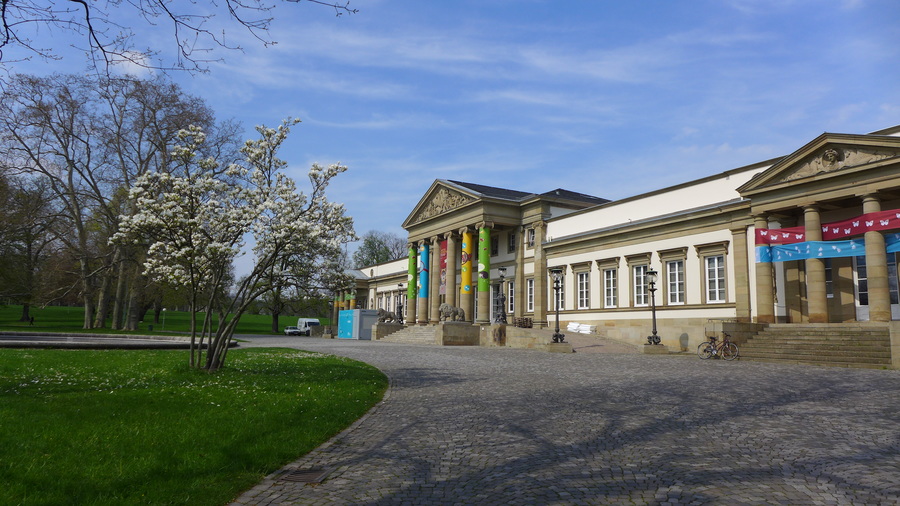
[
  {"x1": 507, "y1": 280, "x2": 515, "y2": 313},
  {"x1": 526, "y1": 278, "x2": 534, "y2": 312},
  {"x1": 549, "y1": 274, "x2": 565, "y2": 311},
  {"x1": 603, "y1": 268, "x2": 617, "y2": 308},
  {"x1": 577, "y1": 271, "x2": 590, "y2": 309},
  {"x1": 634, "y1": 264, "x2": 649, "y2": 307},
  {"x1": 705, "y1": 254, "x2": 726, "y2": 303},
  {"x1": 666, "y1": 259, "x2": 685, "y2": 305}
]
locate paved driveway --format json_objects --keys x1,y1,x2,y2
[{"x1": 232, "y1": 337, "x2": 900, "y2": 505}]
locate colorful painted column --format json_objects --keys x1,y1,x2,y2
[
  {"x1": 429, "y1": 236, "x2": 441, "y2": 324},
  {"x1": 476, "y1": 223, "x2": 492, "y2": 323},
  {"x1": 459, "y1": 228, "x2": 474, "y2": 322},
  {"x1": 417, "y1": 241, "x2": 430, "y2": 325},
  {"x1": 445, "y1": 231, "x2": 458, "y2": 308},
  {"x1": 406, "y1": 244, "x2": 417, "y2": 324}
]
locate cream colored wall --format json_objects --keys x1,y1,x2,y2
[{"x1": 546, "y1": 166, "x2": 765, "y2": 240}]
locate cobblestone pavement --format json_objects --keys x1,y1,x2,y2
[{"x1": 232, "y1": 336, "x2": 900, "y2": 505}]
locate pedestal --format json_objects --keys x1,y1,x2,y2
[{"x1": 641, "y1": 344, "x2": 669, "y2": 355}]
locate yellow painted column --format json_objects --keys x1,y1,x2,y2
[
  {"x1": 863, "y1": 195, "x2": 891, "y2": 322},
  {"x1": 804, "y1": 205, "x2": 828, "y2": 323},
  {"x1": 459, "y1": 227, "x2": 474, "y2": 322}
]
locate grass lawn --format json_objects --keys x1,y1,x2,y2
[
  {"x1": 0, "y1": 347, "x2": 388, "y2": 505},
  {"x1": 0, "y1": 305, "x2": 330, "y2": 335}
]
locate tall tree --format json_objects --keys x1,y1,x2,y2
[
  {"x1": 0, "y1": 0, "x2": 357, "y2": 76},
  {"x1": 113, "y1": 120, "x2": 355, "y2": 371},
  {"x1": 352, "y1": 230, "x2": 407, "y2": 268},
  {"x1": 0, "y1": 73, "x2": 237, "y2": 328}
]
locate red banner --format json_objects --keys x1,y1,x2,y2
[{"x1": 756, "y1": 209, "x2": 900, "y2": 245}]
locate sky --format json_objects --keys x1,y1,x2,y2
[{"x1": 8, "y1": 0, "x2": 900, "y2": 268}]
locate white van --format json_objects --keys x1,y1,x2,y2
[{"x1": 296, "y1": 318, "x2": 321, "y2": 336}]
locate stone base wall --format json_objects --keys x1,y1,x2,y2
[
  {"x1": 372, "y1": 322, "x2": 405, "y2": 340},
  {"x1": 439, "y1": 322, "x2": 480, "y2": 346},
  {"x1": 553, "y1": 317, "x2": 734, "y2": 352}
]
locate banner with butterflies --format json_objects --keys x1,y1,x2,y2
[{"x1": 754, "y1": 210, "x2": 900, "y2": 263}]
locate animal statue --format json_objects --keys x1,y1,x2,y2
[
  {"x1": 438, "y1": 303, "x2": 466, "y2": 322},
  {"x1": 377, "y1": 308, "x2": 398, "y2": 323}
]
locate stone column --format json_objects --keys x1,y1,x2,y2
[
  {"x1": 459, "y1": 227, "x2": 474, "y2": 322},
  {"x1": 532, "y1": 221, "x2": 548, "y2": 327},
  {"x1": 406, "y1": 244, "x2": 417, "y2": 325},
  {"x1": 445, "y1": 231, "x2": 458, "y2": 308},
  {"x1": 732, "y1": 225, "x2": 752, "y2": 322},
  {"x1": 417, "y1": 240, "x2": 430, "y2": 325},
  {"x1": 863, "y1": 195, "x2": 891, "y2": 322},
  {"x1": 429, "y1": 235, "x2": 441, "y2": 324},
  {"x1": 476, "y1": 222, "x2": 492, "y2": 324},
  {"x1": 804, "y1": 205, "x2": 828, "y2": 323},
  {"x1": 514, "y1": 225, "x2": 526, "y2": 319}
]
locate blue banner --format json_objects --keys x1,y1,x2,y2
[{"x1": 756, "y1": 239, "x2": 865, "y2": 263}]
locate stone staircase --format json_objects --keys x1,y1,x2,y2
[
  {"x1": 738, "y1": 323, "x2": 893, "y2": 369},
  {"x1": 379, "y1": 325, "x2": 438, "y2": 345}
]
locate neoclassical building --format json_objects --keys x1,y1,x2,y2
[{"x1": 343, "y1": 125, "x2": 900, "y2": 353}]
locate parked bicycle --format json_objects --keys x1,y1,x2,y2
[{"x1": 697, "y1": 332, "x2": 739, "y2": 360}]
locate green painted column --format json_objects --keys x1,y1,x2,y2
[
  {"x1": 406, "y1": 244, "x2": 416, "y2": 324},
  {"x1": 476, "y1": 224, "x2": 491, "y2": 323}
]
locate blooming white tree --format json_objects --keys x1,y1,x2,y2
[{"x1": 114, "y1": 119, "x2": 355, "y2": 370}]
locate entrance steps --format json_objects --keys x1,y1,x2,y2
[
  {"x1": 739, "y1": 323, "x2": 892, "y2": 369},
  {"x1": 379, "y1": 325, "x2": 438, "y2": 345}
]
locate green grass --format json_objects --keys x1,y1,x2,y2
[
  {"x1": 0, "y1": 305, "x2": 330, "y2": 335},
  {"x1": 0, "y1": 348, "x2": 388, "y2": 505}
]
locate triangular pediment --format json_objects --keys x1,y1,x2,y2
[
  {"x1": 402, "y1": 181, "x2": 479, "y2": 227},
  {"x1": 738, "y1": 133, "x2": 900, "y2": 195}
]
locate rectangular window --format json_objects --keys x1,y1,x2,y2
[
  {"x1": 550, "y1": 275, "x2": 565, "y2": 310},
  {"x1": 825, "y1": 259, "x2": 833, "y2": 299},
  {"x1": 706, "y1": 255, "x2": 726, "y2": 303},
  {"x1": 526, "y1": 228, "x2": 535, "y2": 248},
  {"x1": 603, "y1": 269, "x2": 617, "y2": 308},
  {"x1": 490, "y1": 235, "x2": 499, "y2": 256},
  {"x1": 577, "y1": 272, "x2": 590, "y2": 309},
  {"x1": 507, "y1": 280, "x2": 515, "y2": 313},
  {"x1": 666, "y1": 260, "x2": 685, "y2": 305},
  {"x1": 634, "y1": 265, "x2": 649, "y2": 306},
  {"x1": 508, "y1": 232, "x2": 516, "y2": 254},
  {"x1": 526, "y1": 278, "x2": 534, "y2": 312}
]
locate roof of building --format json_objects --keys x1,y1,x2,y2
[{"x1": 446, "y1": 180, "x2": 608, "y2": 205}]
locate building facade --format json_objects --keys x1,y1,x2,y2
[{"x1": 350, "y1": 125, "x2": 900, "y2": 351}]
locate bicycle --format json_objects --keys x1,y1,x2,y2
[{"x1": 697, "y1": 332, "x2": 739, "y2": 360}]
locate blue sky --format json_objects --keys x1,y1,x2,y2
[{"x1": 11, "y1": 0, "x2": 900, "y2": 258}]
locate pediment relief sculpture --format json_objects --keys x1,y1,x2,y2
[
  {"x1": 781, "y1": 147, "x2": 899, "y2": 182},
  {"x1": 411, "y1": 187, "x2": 475, "y2": 224}
]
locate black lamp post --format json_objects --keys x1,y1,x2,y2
[
  {"x1": 494, "y1": 266, "x2": 508, "y2": 324},
  {"x1": 550, "y1": 267, "x2": 566, "y2": 343},
  {"x1": 397, "y1": 283, "x2": 404, "y2": 324},
  {"x1": 647, "y1": 268, "x2": 661, "y2": 345}
]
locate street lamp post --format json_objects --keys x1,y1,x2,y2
[
  {"x1": 162, "y1": 308, "x2": 166, "y2": 331},
  {"x1": 647, "y1": 269, "x2": 661, "y2": 345},
  {"x1": 494, "y1": 267, "x2": 507, "y2": 324},
  {"x1": 397, "y1": 283, "x2": 404, "y2": 324},
  {"x1": 550, "y1": 268, "x2": 566, "y2": 343}
]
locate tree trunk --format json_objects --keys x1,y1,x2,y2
[
  {"x1": 271, "y1": 310, "x2": 280, "y2": 333},
  {"x1": 110, "y1": 255, "x2": 129, "y2": 329},
  {"x1": 81, "y1": 258, "x2": 95, "y2": 329},
  {"x1": 19, "y1": 303, "x2": 31, "y2": 322}
]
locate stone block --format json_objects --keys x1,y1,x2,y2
[{"x1": 641, "y1": 344, "x2": 669, "y2": 354}]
